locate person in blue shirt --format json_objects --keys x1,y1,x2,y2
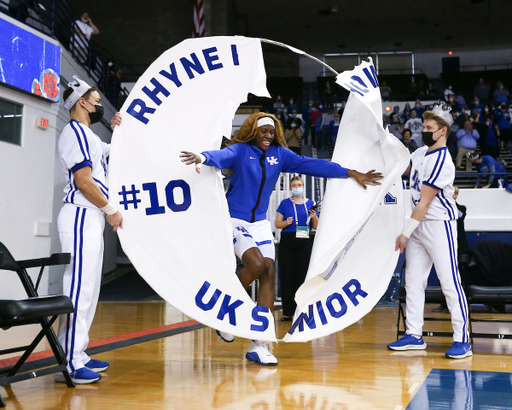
[
  {"x1": 495, "y1": 103, "x2": 512, "y2": 151},
  {"x1": 455, "y1": 120, "x2": 480, "y2": 171},
  {"x1": 469, "y1": 153, "x2": 508, "y2": 189},
  {"x1": 180, "y1": 112, "x2": 382, "y2": 366},
  {"x1": 275, "y1": 176, "x2": 318, "y2": 322}
]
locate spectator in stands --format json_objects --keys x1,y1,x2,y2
[
  {"x1": 286, "y1": 110, "x2": 302, "y2": 129},
  {"x1": 389, "y1": 116, "x2": 404, "y2": 140},
  {"x1": 494, "y1": 82, "x2": 510, "y2": 104},
  {"x1": 444, "y1": 85, "x2": 455, "y2": 100},
  {"x1": 323, "y1": 82, "x2": 334, "y2": 108},
  {"x1": 446, "y1": 113, "x2": 460, "y2": 161},
  {"x1": 275, "y1": 111, "x2": 286, "y2": 130},
  {"x1": 470, "y1": 97, "x2": 484, "y2": 116},
  {"x1": 330, "y1": 113, "x2": 340, "y2": 146},
  {"x1": 454, "y1": 93, "x2": 466, "y2": 110},
  {"x1": 456, "y1": 120, "x2": 480, "y2": 171},
  {"x1": 474, "y1": 78, "x2": 490, "y2": 103},
  {"x1": 402, "y1": 103, "x2": 412, "y2": 120},
  {"x1": 495, "y1": 103, "x2": 512, "y2": 151},
  {"x1": 284, "y1": 118, "x2": 302, "y2": 155},
  {"x1": 389, "y1": 106, "x2": 404, "y2": 124},
  {"x1": 469, "y1": 153, "x2": 508, "y2": 189},
  {"x1": 73, "y1": 13, "x2": 100, "y2": 65},
  {"x1": 286, "y1": 98, "x2": 297, "y2": 113},
  {"x1": 401, "y1": 129, "x2": 418, "y2": 154},
  {"x1": 319, "y1": 109, "x2": 334, "y2": 149},
  {"x1": 273, "y1": 96, "x2": 285, "y2": 113},
  {"x1": 405, "y1": 109, "x2": 424, "y2": 147},
  {"x1": 310, "y1": 104, "x2": 322, "y2": 148},
  {"x1": 481, "y1": 115, "x2": 500, "y2": 159},
  {"x1": 414, "y1": 100, "x2": 425, "y2": 118},
  {"x1": 302, "y1": 100, "x2": 314, "y2": 143},
  {"x1": 380, "y1": 81, "x2": 392, "y2": 101}
]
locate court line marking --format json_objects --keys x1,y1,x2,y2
[{"x1": 408, "y1": 382, "x2": 419, "y2": 395}]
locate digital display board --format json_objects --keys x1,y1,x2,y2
[{"x1": 0, "y1": 17, "x2": 61, "y2": 102}]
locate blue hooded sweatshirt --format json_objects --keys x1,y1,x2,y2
[{"x1": 202, "y1": 143, "x2": 349, "y2": 222}]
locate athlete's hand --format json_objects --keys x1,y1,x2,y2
[
  {"x1": 180, "y1": 151, "x2": 202, "y2": 174},
  {"x1": 286, "y1": 217, "x2": 294, "y2": 225},
  {"x1": 395, "y1": 234, "x2": 408, "y2": 254},
  {"x1": 347, "y1": 169, "x2": 383, "y2": 190},
  {"x1": 111, "y1": 112, "x2": 122, "y2": 129},
  {"x1": 107, "y1": 211, "x2": 123, "y2": 232}
]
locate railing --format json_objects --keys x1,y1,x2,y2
[
  {"x1": 0, "y1": 0, "x2": 136, "y2": 109},
  {"x1": 461, "y1": 63, "x2": 512, "y2": 72}
]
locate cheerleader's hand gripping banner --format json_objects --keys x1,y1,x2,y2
[
  {"x1": 109, "y1": 37, "x2": 276, "y2": 342},
  {"x1": 283, "y1": 59, "x2": 410, "y2": 342}
]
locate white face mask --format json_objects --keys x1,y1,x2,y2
[{"x1": 292, "y1": 187, "x2": 304, "y2": 197}]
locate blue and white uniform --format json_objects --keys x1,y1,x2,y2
[
  {"x1": 406, "y1": 146, "x2": 469, "y2": 343},
  {"x1": 57, "y1": 119, "x2": 110, "y2": 373},
  {"x1": 203, "y1": 142, "x2": 348, "y2": 259}
]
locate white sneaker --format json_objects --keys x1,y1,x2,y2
[
  {"x1": 246, "y1": 340, "x2": 278, "y2": 366},
  {"x1": 216, "y1": 329, "x2": 235, "y2": 343}
]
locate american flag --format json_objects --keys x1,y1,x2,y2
[{"x1": 193, "y1": 0, "x2": 205, "y2": 37}]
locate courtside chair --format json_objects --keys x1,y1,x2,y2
[{"x1": 0, "y1": 242, "x2": 75, "y2": 408}]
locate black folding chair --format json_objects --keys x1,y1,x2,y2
[{"x1": 0, "y1": 242, "x2": 75, "y2": 408}]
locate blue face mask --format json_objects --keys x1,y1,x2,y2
[{"x1": 292, "y1": 188, "x2": 303, "y2": 197}]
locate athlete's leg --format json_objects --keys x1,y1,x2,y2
[
  {"x1": 238, "y1": 247, "x2": 266, "y2": 288},
  {"x1": 57, "y1": 206, "x2": 104, "y2": 373},
  {"x1": 404, "y1": 226, "x2": 434, "y2": 337},
  {"x1": 425, "y1": 220, "x2": 469, "y2": 343},
  {"x1": 257, "y1": 258, "x2": 275, "y2": 310}
]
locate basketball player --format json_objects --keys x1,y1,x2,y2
[
  {"x1": 55, "y1": 76, "x2": 123, "y2": 384},
  {"x1": 180, "y1": 112, "x2": 382, "y2": 365},
  {"x1": 388, "y1": 102, "x2": 471, "y2": 359}
]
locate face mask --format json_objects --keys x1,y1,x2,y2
[
  {"x1": 292, "y1": 188, "x2": 303, "y2": 197},
  {"x1": 485, "y1": 108, "x2": 489, "y2": 112},
  {"x1": 291, "y1": 123, "x2": 296, "y2": 128},
  {"x1": 486, "y1": 121, "x2": 492, "y2": 126},
  {"x1": 82, "y1": 19, "x2": 88, "y2": 23},
  {"x1": 422, "y1": 131, "x2": 438, "y2": 147},
  {"x1": 84, "y1": 100, "x2": 104, "y2": 124},
  {"x1": 474, "y1": 101, "x2": 479, "y2": 105}
]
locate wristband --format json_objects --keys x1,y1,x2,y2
[
  {"x1": 198, "y1": 154, "x2": 206, "y2": 163},
  {"x1": 101, "y1": 202, "x2": 118, "y2": 215},
  {"x1": 402, "y1": 218, "x2": 420, "y2": 238}
]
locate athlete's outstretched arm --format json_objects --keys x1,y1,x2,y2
[
  {"x1": 395, "y1": 184, "x2": 439, "y2": 253},
  {"x1": 180, "y1": 146, "x2": 238, "y2": 173}
]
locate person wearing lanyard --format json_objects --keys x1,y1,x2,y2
[{"x1": 275, "y1": 176, "x2": 318, "y2": 321}]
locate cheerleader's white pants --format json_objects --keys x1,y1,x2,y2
[
  {"x1": 57, "y1": 204, "x2": 105, "y2": 372},
  {"x1": 405, "y1": 219, "x2": 470, "y2": 343}
]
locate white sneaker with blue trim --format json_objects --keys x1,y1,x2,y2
[{"x1": 246, "y1": 340, "x2": 278, "y2": 366}]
